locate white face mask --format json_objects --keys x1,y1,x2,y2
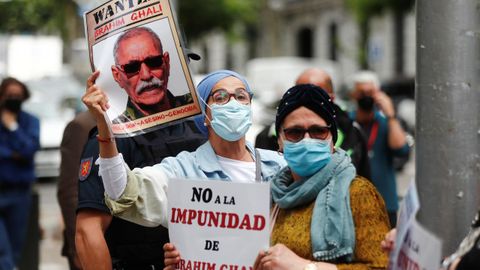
[{"x1": 205, "y1": 99, "x2": 252, "y2": 141}]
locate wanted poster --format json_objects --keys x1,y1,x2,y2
[{"x1": 85, "y1": 0, "x2": 201, "y2": 136}]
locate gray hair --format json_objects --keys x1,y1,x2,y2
[
  {"x1": 113, "y1": 27, "x2": 163, "y2": 64},
  {"x1": 352, "y1": 70, "x2": 380, "y2": 89}
]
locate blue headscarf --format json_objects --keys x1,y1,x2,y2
[{"x1": 193, "y1": 70, "x2": 253, "y2": 135}]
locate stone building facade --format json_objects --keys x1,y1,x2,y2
[{"x1": 256, "y1": 0, "x2": 416, "y2": 87}]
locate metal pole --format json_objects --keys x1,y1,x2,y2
[{"x1": 416, "y1": 0, "x2": 480, "y2": 254}]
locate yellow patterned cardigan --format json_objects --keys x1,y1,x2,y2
[{"x1": 271, "y1": 176, "x2": 390, "y2": 270}]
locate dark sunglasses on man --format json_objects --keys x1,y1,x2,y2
[{"x1": 117, "y1": 55, "x2": 164, "y2": 77}]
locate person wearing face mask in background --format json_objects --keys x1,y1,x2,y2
[
  {"x1": 349, "y1": 71, "x2": 410, "y2": 227},
  {"x1": 0, "y1": 77, "x2": 40, "y2": 270},
  {"x1": 81, "y1": 69, "x2": 286, "y2": 228}
]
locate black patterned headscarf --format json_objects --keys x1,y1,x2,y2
[{"x1": 275, "y1": 84, "x2": 338, "y2": 143}]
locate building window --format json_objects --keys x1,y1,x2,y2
[
  {"x1": 297, "y1": 27, "x2": 313, "y2": 58},
  {"x1": 329, "y1": 23, "x2": 338, "y2": 61}
]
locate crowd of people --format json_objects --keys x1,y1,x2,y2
[
  {"x1": 0, "y1": 26, "x2": 478, "y2": 270},
  {"x1": 73, "y1": 57, "x2": 480, "y2": 270}
]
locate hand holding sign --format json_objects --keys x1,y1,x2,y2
[
  {"x1": 163, "y1": 243, "x2": 180, "y2": 270},
  {"x1": 253, "y1": 244, "x2": 314, "y2": 270},
  {"x1": 381, "y1": 229, "x2": 397, "y2": 254}
]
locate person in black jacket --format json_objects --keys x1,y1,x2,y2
[
  {"x1": 255, "y1": 68, "x2": 370, "y2": 179},
  {"x1": 75, "y1": 120, "x2": 206, "y2": 270}
]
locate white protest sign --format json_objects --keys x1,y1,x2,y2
[
  {"x1": 168, "y1": 179, "x2": 270, "y2": 270},
  {"x1": 389, "y1": 178, "x2": 420, "y2": 269},
  {"x1": 394, "y1": 220, "x2": 442, "y2": 270}
]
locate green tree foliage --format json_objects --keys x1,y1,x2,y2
[
  {"x1": 345, "y1": 0, "x2": 415, "y2": 68},
  {"x1": 0, "y1": 0, "x2": 77, "y2": 39},
  {"x1": 346, "y1": 0, "x2": 415, "y2": 27},
  {"x1": 346, "y1": 0, "x2": 384, "y2": 25},
  {"x1": 177, "y1": 0, "x2": 259, "y2": 41}
]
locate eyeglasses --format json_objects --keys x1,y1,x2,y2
[
  {"x1": 117, "y1": 55, "x2": 163, "y2": 77},
  {"x1": 209, "y1": 88, "x2": 251, "y2": 105},
  {"x1": 282, "y1": 125, "x2": 331, "y2": 142}
]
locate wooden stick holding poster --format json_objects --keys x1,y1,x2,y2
[
  {"x1": 84, "y1": 0, "x2": 201, "y2": 137},
  {"x1": 168, "y1": 179, "x2": 270, "y2": 270}
]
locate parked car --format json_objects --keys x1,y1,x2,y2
[{"x1": 23, "y1": 75, "x2": 85, "y2": 179}]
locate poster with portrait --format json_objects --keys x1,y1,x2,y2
[{"x1": 84, "y1": 0, "x2": 201, "y2": 137}]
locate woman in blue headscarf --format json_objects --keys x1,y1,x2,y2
[{"x1": 82, "y1": 69, "x2": 286, "y2": 227}]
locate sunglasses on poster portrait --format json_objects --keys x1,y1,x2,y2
[{"x1": 117, "y1": 55, "x2": 164, "y2": 77}]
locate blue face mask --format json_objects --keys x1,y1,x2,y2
[
  {"x1": 283, "y1": 138, "x2": 332, "y2": 178},
  {"x1": 207, "y1": 99, "x2": 252, "y2": 141}
]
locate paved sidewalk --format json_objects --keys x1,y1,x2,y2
[
  {"x1": 396, "y1": 147, "x2": 416, "y2": 199},
  {"x1": 37, "y1": 181, "x2": 69, "y2": 270}
]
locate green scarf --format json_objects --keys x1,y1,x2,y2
[{"x1": 271, "y1": 148, "x2": 356, "y2": 261}]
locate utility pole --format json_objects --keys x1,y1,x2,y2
[{"x1": 416, "y1": 0, "x2": 480, "y2": 254}]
